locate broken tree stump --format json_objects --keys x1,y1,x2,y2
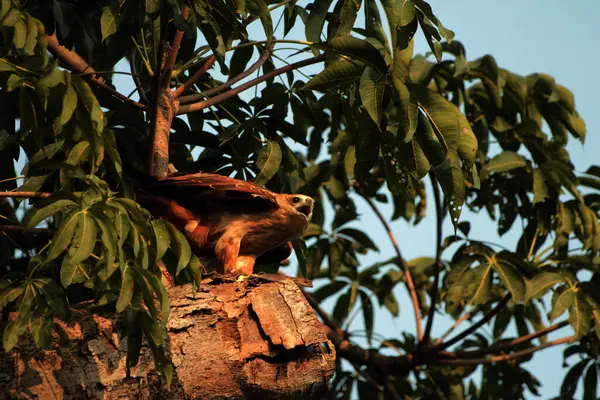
[{"x1": 0, "y1": 278, "x2": 335, "y2": 399}]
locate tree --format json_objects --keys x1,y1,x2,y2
[{"x1": 1, "y1": 0, "x2": 599, "y2": 398}]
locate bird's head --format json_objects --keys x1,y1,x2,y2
[{"x1": 280, "y1": 194, "x2": 314, "y2": 220}]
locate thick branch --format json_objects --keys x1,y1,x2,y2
[
  {"x1": 178, "y1": 54, "x2": 325, "y2": 115},
  {"x1": 47, "y1": 35, "x2": 147, "y2": 110},
  {"x1": 436, "y1": 336, "x2": 573, "y2": 366},
  {"x1": 303, "y1": 290, "x2": 345, "y2": 339},
  {"x1": 354, "y1": 183, "x2": 423, "y2": 341},
  {"x1": 422, "y1": 173, "x2": 443, "y2": 348},
  {"x1": 179, "y1": 47, "x2": 271, "y2": 104},
  {"x1": 174, "y1": 55, "x2": 217, "y2": 98},
  {"x1": 326, "y1": 327, "x2": 412, "y2": 373},
  {"x1": 160, "y1": 7, "x2": 190, "y2": 89},
  {"x1": 430, "y1": 294, "x2": 512, "y2": 353},
  {"x1": 0, "y1": 191, "x2": 51, "y2": 199}
]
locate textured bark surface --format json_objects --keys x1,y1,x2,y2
[{"x1": 0, "y1": 278, "x2": 335, "y2": 399}]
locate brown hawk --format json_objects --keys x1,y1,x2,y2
[{"x1": 134, "y1": 172, "x2": 314, "y2": 276}]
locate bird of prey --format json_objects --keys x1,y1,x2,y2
[{"x1": 134, "y1": 172, "x2": 314, "y2": 276}]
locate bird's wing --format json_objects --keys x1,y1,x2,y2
[{"x1": 144, "y1": 172, "x2": 280, "y2": 214}]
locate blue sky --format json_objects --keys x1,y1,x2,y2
[{"x1": 108, "y1": 0, "x2": 599, "y2": 397}]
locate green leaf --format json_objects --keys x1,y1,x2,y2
[
  {"x1": 363, "y1": 0, "x2": 389, "y2": 49},
  {"x1": 1, "y1": 0, "x2": 11, "y2": 20},
  {"x1": 305, "y1": 0, "x2": 334, "y2": 45},
  {"x1": 303, "y1": 58, "x2": 364, "y2": 91},
  {"x1": 344, "y1": 146, "x2": 356, "y2": 180},
  {"x1": 66, "y1": 140, "x2": 91, "y2": 166},
  {"x1": 570, "y1": 292, "x2": 592, "y2": 341},
  {"x1": 71, "y1": 76, "x2": 105, "y2": 134},
  {"x1": 25, "y1": 198, "x2": 79, "y2": 229},
  {"x1": 359, "y1": 290, "x2": 374, "y2": 344},
  {"x1": 480, "y1": 151, "x2": 528, "y2": 181},
  {"x1": 46, "y1": 210, "x2": 80, "y2": 262},
  {"x1": 338, "y1": 227, "x2": 378, "y2": 251},
  {"x1": 312, "y1": 280, "x2": 348, "y2": 302},
  {"x1": 406, "y1": 83, "x2": 461, "y2": 152},
  {"x1": 583, "y1": 364, "x2": 598, "y2": 400},
  {"x1": 411, "y1": 0, "x2": 454, "y2": 41},
  {"x1": 359, "y1": 66, "x2": 386, "y2": 127},
  {"x1": 2, "y1": 284, "x2": 33, "y2": 351},
  {"x1": 116, "y1": 265, "x2": 134, "y2": 312},
  {"x1": 67, "y1": 212, "x2": 97, "y2": 264},
  {"x1": 92, "y1": 212, "x2": 118, "y2": 277},
  {"x1": 254, "y1": 141, "x2": 282, "y2": 186},
  {"x1": 436, "y1": 157, "x2": 466, "y2": 229},
  {"x1": 549, "y1": 287, "x2": 575, "y2": 321},
  {"x1": 525, "y1": 272, "x2": 566, "y2": 301},
  {"x1": 383, "y1": 292, "x2": 399, "y2": 316},
  {"x1": 246, "y1": 0, "x2": 273, "y2": 42},
  {"x1": 532, "y1": 168, "x2": 549, "y2": 204},
  {"x1": 292, "y1": 238, "x2": 309, "y2": 278},
  {"x1": 229, "y1": 45, "x2": 254, "y2": 78},
  {"x1": 470, "y1": 263, "x2": 494, "y2": 305},
  {"x1": 101, "y1": 1, "x2": 125, "y2": 41},
  {"x1": 164, "y1": 221, "x2": 192, "y2": 276},
  {"x1": 391, "y1": 77, "x2": 418, "y2": 142},
  {"x1": 152, "y1": 219, "x2": 171, "y2": 262},
  {"x1": 55, "y1": 81, "x2": 77, "y2": 132},
  {"x1": 415, "y1": 109, "x2": 446, "y2": 167},
  {"x1": 561, "y1": 359, "x2": 589, "y2": 398},
  {"x1": 312, "y1": 37, "x2": 388, "y2": 73},
  {"x1": 493, "y1": 259, "x2": 526, "y2": 301}
]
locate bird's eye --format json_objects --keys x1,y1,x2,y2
[{"x1": 292, "y1": 196, "x2": 301, "y2": 204}]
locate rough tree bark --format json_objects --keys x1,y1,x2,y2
[{"x1": 0, "y1": 279, "x2": 335, "y2": 399}]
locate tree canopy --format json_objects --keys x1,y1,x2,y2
[{"x1": 1, "y1": 0, "x2": 599, "y2": 398}]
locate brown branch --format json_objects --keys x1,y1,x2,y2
[
  {"x1": 179, "y1": 47, "x2": 272, "y2": 104},
  {"x1": 174, "y1": 55, "x2": 217, "y2": 98},
  {"x1": 429, "y1": 294, "x2": 512, "y2": 353},
  {"x1": 435, "y1": 336, "x2": 573, "y2": 366},
  {"x1": 353, "y1": 183, "x2": 423, "y2": 342},
  {"x1": 435, "y1": 311, "x2": 472, "y2": 345},
  {"x1": 0, "y1": 191, "x2": 51, "y2": 199},
  {"x1": 0, "y1": 226, "x2": 51, "y2": 235},
  {"x1": 302, "y1": 289, "x2": 345, "y2": 339},
  {"x1": 326, "y1": 327, "x2": 412, "y2": 373},
  {"x1": 421, "y1": 173, "x2": 443, "y2": 348},
  {"x1": 149, "y1": 9, "x2": 180, "y2": 178},
  {"x1": 160, "y1": 7, "x2": 190, "y2": 90},
  {"x1": 448, "y1": 320, "x2": 570, "y2": 360},
  {"x1": 177, "y1": 54, "x2": 325, "y2": 115},
  {"x1": 47, "y1": 35, "x2": 147, "y2": 111}
]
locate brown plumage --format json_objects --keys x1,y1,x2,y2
[{"x1": 135, "y1": 172, "x2": 314, "y2": 276}]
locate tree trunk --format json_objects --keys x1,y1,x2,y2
[{"x1": 0, "y1": 279, "x2": 335, "y2": 399}]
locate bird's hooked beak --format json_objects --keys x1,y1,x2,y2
[{"x1": 294, "y1": 195, "x2": 314, "y2": 220}]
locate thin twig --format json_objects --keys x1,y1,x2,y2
[
  {"x1": 174, "y1": 55, "x2": 217, "y2": 98},
  {"x1": 435, "y1": 311, "x2": 472, "y2": 345},
  {"x1": 430, "y1": 294, "x2": 512, "y2": 353},
  {"x1": 160, "y1": 7, "x2": 190, "y2": 89},
  {"x1": 47, "y1": 35, "x2": 147, "y2": 110},
  {"x1": 179, "y1": 47, "x2": 272, "y2": 104},
  {"x1": 353, "y1": 182, "x2": 423, "y2": 342},
  {"x1": 0, "y1": 191, "x2": 51, "y2": 199},
  {"x1": 422, "y1": 173, "x2": 443, "y2": 348},
  {"x1": 178, "y1": 54, "x2": 325, "y2": 114},
  {"x1": 448, "y1": 320, "x2": 570, "y2": 359},
  {"x1": 0, "y1": 226, "x2": 52, "y2": 235},
  {"x1": 436, "y1": 336, "x2": 573, "y2": 365}
]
